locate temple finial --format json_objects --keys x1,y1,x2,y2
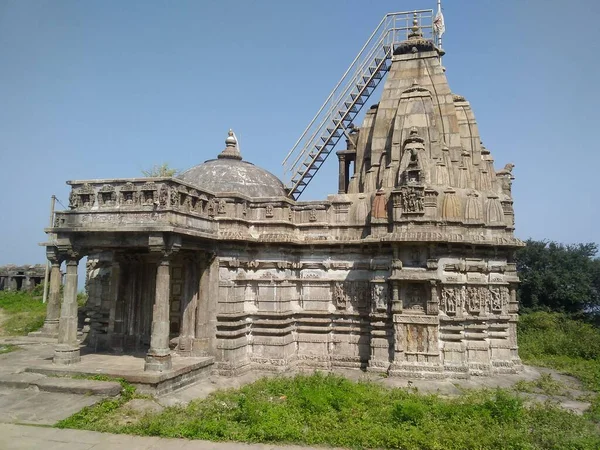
[{"x1": 218, "y1": 129, "x2": 242, "y2": 160}]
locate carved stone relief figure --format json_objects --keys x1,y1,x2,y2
[
  {"x1": 400, "y1": 186, "x2": 424, "y2": 213},
  {"x1": 333, "y1": 282, "x2": 347, "y2": 310},
  {"x1": 490, "y1": 287, "x2": 502, "y2": 311},
  {"x1": 309, "y1": 208, "x2": 317, "y2": 222},
  {"x1": 467, "y1": 286, "x2": 481, "y2": 313},
  {"x1": 169, "y1": 187, "x2": 178, "y2": 208},
  {"x1": 441, "y1": 286, "x2": 457, "y2": 314},
  {"x1": 398, "y1": 128, "x2": 424, "y2": 185},
  {"x1": 69, "y1": 189, "x2": 80, "y2": 209},
  {"x1": 217, "y1": 200, "x2": 226, "y2": 215},
  {"x1": 371, "y1": 282, "x2": 388, "y2": 312},
  {"x1": 119, "y1": 182, "x2": 138, "y2": 206},
  {"x1": 98, "y1": 185, "x2": 117, "y2": 207},
  {"x1": 265, "y1": 204, "x2": 274, "y2": 218},
  {"x1": 140, "y1": 182, "x2": 158, "y2": 206},
  {"x1": 78, "y1": 183, "x2": 96, "y2": 208},
  {"x1": 207, "y1": 199, "x2": 216, "y2": 217}
]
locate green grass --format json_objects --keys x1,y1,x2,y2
[
  {"x1": 0, "y1": 290, "x2": 46, "y2": 335},
  {"x1": 56, "y1": 372, "x2": 600, "y2": 449},
  {"x1": 518, "y1": 311, "x2": 600, "y2": 422},
  {"x1": 0, "y1": 343, "x2": 18, "y2": 354},
  {"x1": 53, "y1": 311, "x2": 600, "y2": 448}
]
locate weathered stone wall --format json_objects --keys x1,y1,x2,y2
[{"x1": 0, "y1": 264, "x2": 46, "y2": 291}]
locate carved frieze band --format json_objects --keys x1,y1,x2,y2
[{"x1": 440, "y1": 285, "x2": 509, "y2": 315}]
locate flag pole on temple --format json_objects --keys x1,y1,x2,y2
[{"x1": 434, "y1": 0, "x2": 445, "y2": 50}]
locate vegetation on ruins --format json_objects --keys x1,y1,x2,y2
[{"x1": 141, "y1": 163, "x2": 179, "y2": 177}]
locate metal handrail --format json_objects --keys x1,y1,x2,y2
[{"x1": 283, "y1": 9, "x2": 433, "y2": 198}]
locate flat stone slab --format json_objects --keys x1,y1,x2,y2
[
  {"x1": 26, "y1": 353, "x2": 214, "y2": 394},
  {"x1": 0, "y1": 372, "x2": 121, "y2": 396},
  {"x1": 0, "y1": 423, "x2": 344, "y2": 449},
  {"x1": 0, "y1": 388, "x2": 102, "y2": 426}
]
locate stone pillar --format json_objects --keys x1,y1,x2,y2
[
  {"x1": 107, "y1": 258, "x2": 124, "y2": 352},
  {"x1": 54, "y1": 254, "x2": 81, "y2": 365},
  {"x1": 145, "y1": 255, "x2": 172, "y2": 371},
  {"x1": 338, "y1": 154, "x2": 346, "y2": 194},
  {"x1": 40, "y1": 259, "x2": 62, "y2": 337},
  {"x1": 179, "y1": 255, "x2": 199, "y2": 356}
]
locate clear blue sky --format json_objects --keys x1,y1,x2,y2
[{"x1": 1, "y1": 0, "x2": 599, "y2": 266}]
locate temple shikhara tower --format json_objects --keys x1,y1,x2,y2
[{"x1": 37, "y1": 10, "x2": 523, "y2": 391}]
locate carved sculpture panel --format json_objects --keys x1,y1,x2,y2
[
  {"x1": 400, "y1": 186, "x2": 424, "y2": 213},
  {"x1": 441, "y1": 285, "x2": 509, "y2": 315}
]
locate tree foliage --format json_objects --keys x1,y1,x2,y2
[
  {"x1": 516, "y1": 239, "x2": 600, "y2": 313},
  {"x1": 141, "y1": 163, "x2": 179, "y2": 177}
]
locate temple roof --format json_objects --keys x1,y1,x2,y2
[{"x1": 179, "y1": 130, "x2": 287, "y2": 198}]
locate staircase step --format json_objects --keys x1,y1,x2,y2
[{"x1": 0, "y1": 373, "x2": 121, "y2": 396}]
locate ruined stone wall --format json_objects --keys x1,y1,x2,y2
[{"x1": 0, "y1": 264, "x2": 47, "y2": 291}]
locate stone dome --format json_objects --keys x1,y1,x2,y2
[{"x1": 179, "y1": 130, "x2": 287, "y2": 198}]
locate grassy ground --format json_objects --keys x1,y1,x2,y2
[
  {"x1": 51, "y1": 311, "x2": 600, "y2": 449},
  {"x1": 0, "y1": 290, "x2": 46, "y2": 336},
  {"x1": 57, "y1": 372, "x2": 599, "y2": 449},
  {"x1": 517, "y1": 311, "x2": 600, "y2": 422}
]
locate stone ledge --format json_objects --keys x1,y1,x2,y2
[
  {"x1": 25, "y1": 354, "x2": 215, "y2": 395},
  {"x1": 0, "y1": 373, "x2": 121, "y2": 396}
]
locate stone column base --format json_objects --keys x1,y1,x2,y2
[
  {"x1": 145, "y1": 351, "x2": 172, "y2": 372},
  {"x1": 29, "y1": 319, "x2": 59, "y2": 338},
  {"x1": 53, "y1": 344, "x2": 81, "y2": 365}
]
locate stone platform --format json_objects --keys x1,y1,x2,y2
[{"x1": 25, "y1": 352, "x2": 214, "y2": 395}]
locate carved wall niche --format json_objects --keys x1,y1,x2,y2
[
  {"x1": 197, "y1": 194, "x2": 208, "y2": 214},
  {"x1": 98, "y1": 185, "x2": 116, "y2": 207},
  {"x1": 119, "y1": 182, "x2": 138, "y2": 206},
  {"x1": 140, "y1": 182, "x2": 158, "y2": 206},
  {"x1": 76, "y1": 183, "x2": 96, "y2": 208},
  {"x1": 402, "y1": 283, "x2": 427, "y2": 313}
]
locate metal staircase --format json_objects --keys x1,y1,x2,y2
[{"x1": 282, "y1": 10, "x2": 434, "y2": 200}]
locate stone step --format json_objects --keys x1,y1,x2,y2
[{"x1": 0, "y1": 373, "x2": 121, "y2": 396}]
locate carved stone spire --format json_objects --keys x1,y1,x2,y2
[{"x1": 218, "y1": 129, "x2": 243, "y2": 161}]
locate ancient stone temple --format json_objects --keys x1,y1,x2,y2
[
  {"x1": 0, "y1": 265, "x2": 46, "y2": 291},
  {"x1": 42, "y1": 16, "x2": 522, "y2": 383}
]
